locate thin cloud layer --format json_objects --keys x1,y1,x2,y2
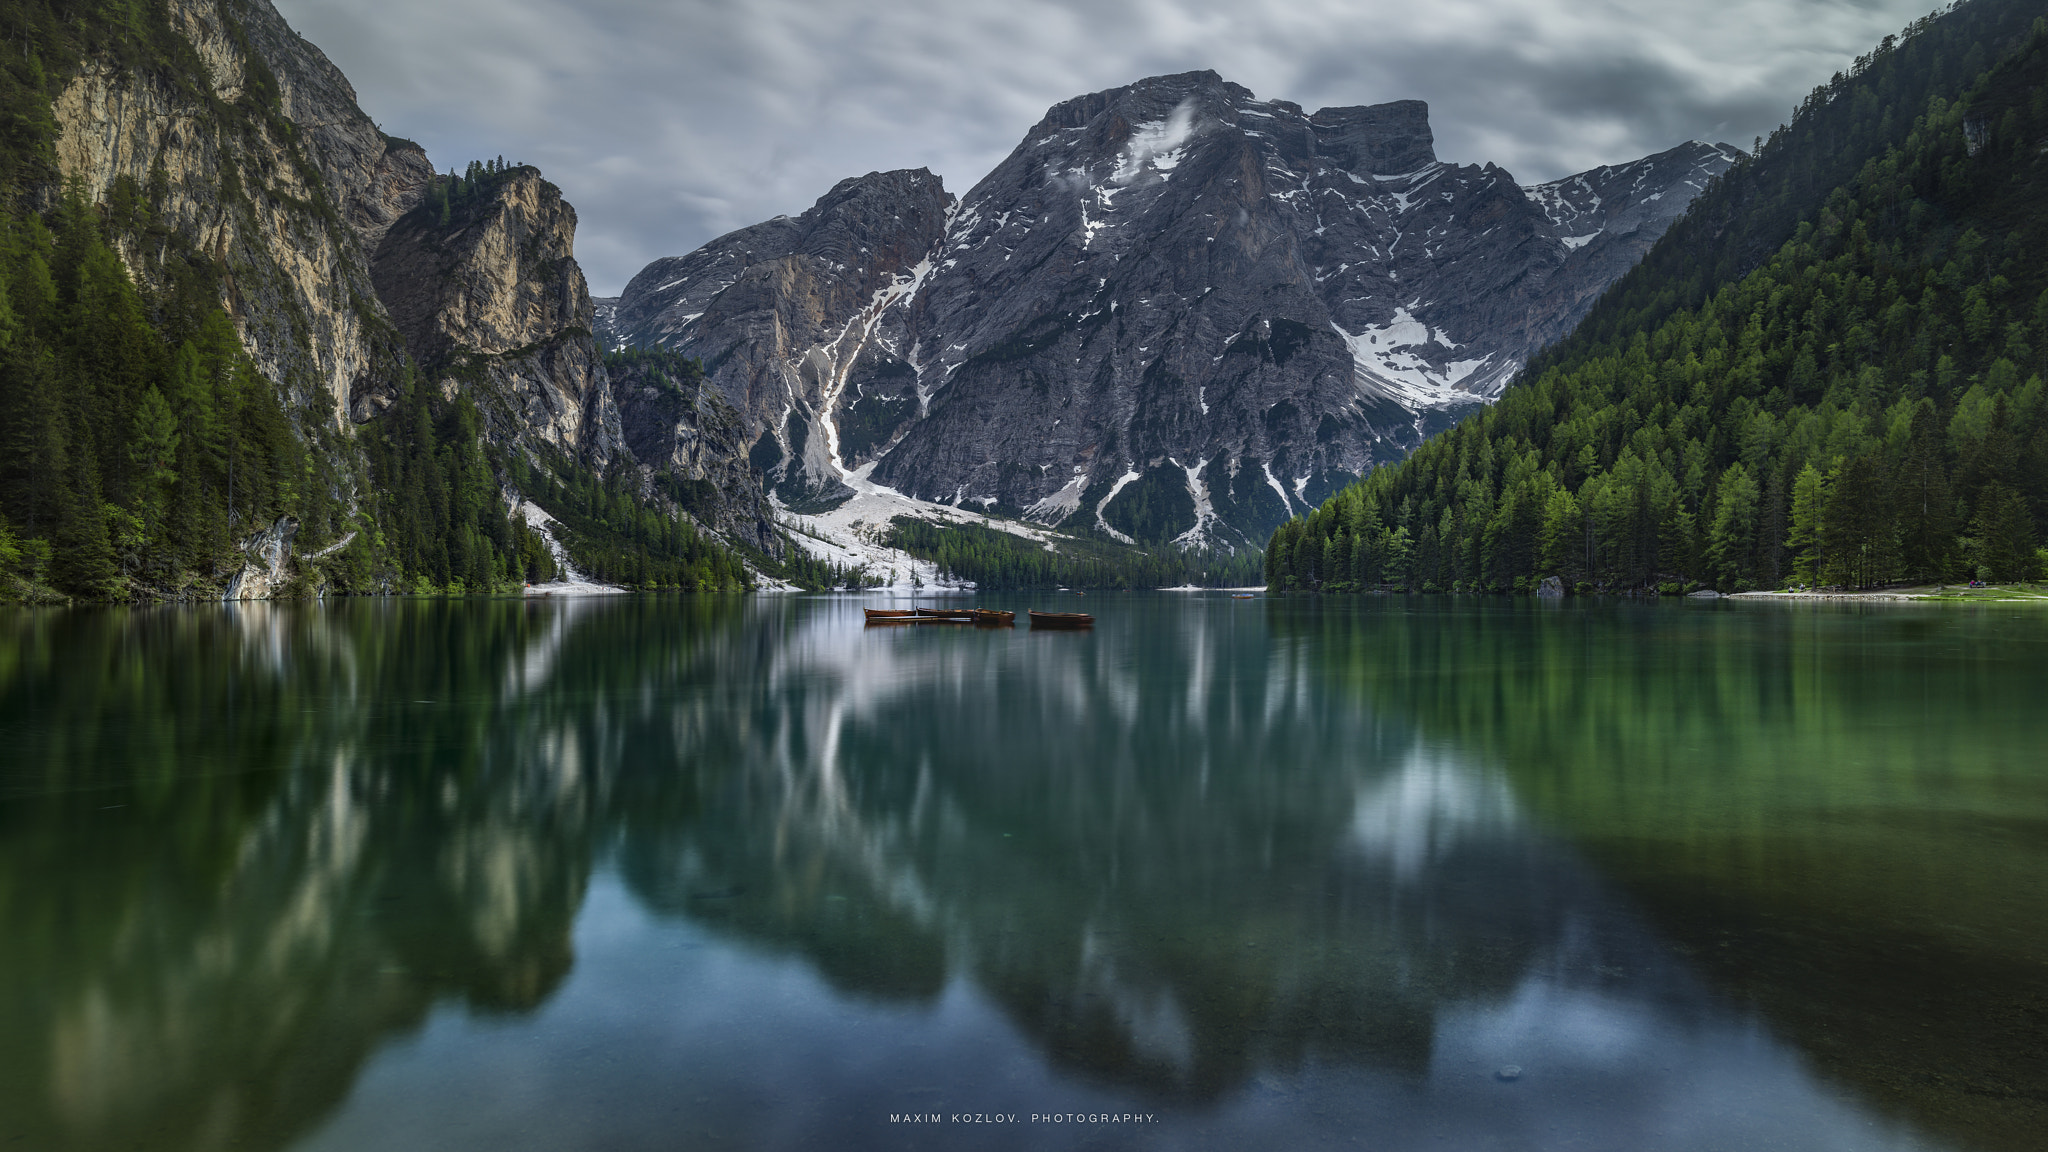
[{"x1": 273, "y1": 0, "x2": 1941, "y2": 294}]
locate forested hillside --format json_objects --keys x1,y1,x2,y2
[
  {"x1": 1, "y1": 200, "x2": 356, "y2": 598},
  {"x1": 885, "y1": 518, "x2": 1263, "y2": 590},
  {"x1": 0, "y1": 0, "x2": 392, "y2": 600},
  {"x1": 1269, "y1": 3, "x2": 2048, "y2": 594},
  {"x1": 0, "y1": 1, "x2": 753, "y2": 600}
]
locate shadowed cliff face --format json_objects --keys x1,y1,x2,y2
[
  {"x1": 615, "y1": 72, "x2": 1736, "y2": 547},
  {"x1": 229, "y1": 0, "x2": 433, "y2": 253},
  {"x1": 608, "y1": 353, "x2": 781, "y2": 551},
  {"x1": 614, "y1": 169, "x2": 956, "y2": 509}
]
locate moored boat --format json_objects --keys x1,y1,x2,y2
[
  {"x1": 864, "y1": 608, "x2": 917, "y2": 621},
  {"x1": 971, "y1": 609, "x2": 1015, "y2": 625},
  {"x1": 913, "y1": 607, "x2": 979, "y2": 620},
  {"x1": 1028, "y1": 611, "x2": 1093, "y2": 629}
]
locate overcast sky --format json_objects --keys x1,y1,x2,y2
[{"x1": 272, "y1": 0, "x2": 1941, "y2": 295}]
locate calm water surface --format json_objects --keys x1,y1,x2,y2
[{"x1": 0, "y1": 594, "x2": 2043, "y2": 1152}]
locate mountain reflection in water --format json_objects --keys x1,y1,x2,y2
[{"x1": 0, "y1": 595, "x2": 2037, "y2": 1152}]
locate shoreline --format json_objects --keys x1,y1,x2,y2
[{"x1": 1729, "y1": 585, "x2": 2048, "y2": 603}]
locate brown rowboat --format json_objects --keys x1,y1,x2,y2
[
  {"x1": 866, "y1": 609, "x2": 977, "y2": 627},
  {"x1": 1028, "y1": 611, "x2": 1093, "y2": 629},
  {"x1": 866, "y1": 607, "x2": 1016, "y2": 627}
]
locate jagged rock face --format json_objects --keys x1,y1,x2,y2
[
  {"x1": 609, "y1": 358, "x2": 777, "y2": 550},
  {"x1": 371, "y1": 170, "x2": 624, "y2": 469},
  {"x1": 591, "y1": 296, "x2": 622, "y2": 348},
  {"x1": 1518, "y1": 141, "x2": 1744, "y2": 348},
  {"x1": 225, "y1": 516, "x2": 299, "y2": 600},
  {"x1": 613, "y1": 169, "x2": 953, "y2": 508},
  {"x1": 617, "y1": 71, "x2": 1736, "y2": 547},
  {"x1": 231, "y1": 0, "x2": 435, "y2": 250},
  {"x1": 50, "y1": 0, "x2": 428, "y2": 432}
]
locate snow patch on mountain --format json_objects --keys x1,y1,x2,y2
[
  {"x1": 1332, "y1": 313, "x2": 1494, "y2": 408},
  {"x1": 519, "y1": 502, "x2": 627, "y2": 595},
  {"x1": 776, "y1": 463, "x2": 1067, "y2": 591}
]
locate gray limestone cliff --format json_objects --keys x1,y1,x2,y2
[
  {"x1": 51, "y1": 0, "x2": 430, "y2": 432},
  {"x1": 617, "y1": 71, "x2": 1738, "y2": 549},
  {"x1": 370, "y1": 168, "x2": 623, "y2": 467},
  {"x1": 614, "y1": 168, "x2": 953, "y2": 510},
  {"x1": 608, "y1": 353, "x2": 779, "y2": 550},
  {"x1": 369, "y1": 172, "x2": 773, "y2": 544}
]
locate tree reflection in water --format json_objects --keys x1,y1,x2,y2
[{"x1": 1, "y1": 594, "x2": 2032, "y2": 1151}]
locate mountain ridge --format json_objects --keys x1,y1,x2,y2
[{"x1": 608, "y1": 71, "x2": 1738, "y2": 549}]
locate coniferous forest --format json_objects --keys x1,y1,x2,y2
[
  {"x1": 0, "y1": 196, "x2": 353, "y2": 600},
  {"x1": 885, "y1": 516, "x2": 1264, "y2": 589},
  {"x1": 1269, "y1": 4, "x2": 2048, "y2": 595}
]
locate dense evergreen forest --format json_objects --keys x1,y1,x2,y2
[
  {"x1": 1270, "y1": 3, "x2": 2048, "y2": 594},
  {"x1": 0, "y1": 0, "x2": 753, "y2": 600},
  {"x1": 0, "y1": 194, "x2": 358, "y2": 600},
  {"x1": 886, "y1": 517, "x2": 1264, "y2": 589}
]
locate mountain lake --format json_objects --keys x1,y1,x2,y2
[{"x1": 0, "y1": 592, "x2": 2042, "y2": 1152}]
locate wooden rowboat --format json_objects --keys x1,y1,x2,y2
[
  {"x1": 866, "y1": 611, "x2": 975, "y2": 627},
  {"x1": 867, "y1": 607, "x2": 1016, "y2": 627},
  {"x1": 1028, "y1": 611, "x2": 1093, "y2": 629}
]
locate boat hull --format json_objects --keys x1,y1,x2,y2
[{"x1": 1028, "y1": 611, "x2": 1094, "y2": 629}]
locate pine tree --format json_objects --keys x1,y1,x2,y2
[
  {"x1": 1895, "y1": 399, "x2": 1957, "y2": 580},
  {"x1": 1821, "y1": 452, "x2": 1896, "y2": 587},
  {"x1": 1707, "y1": 464, "x2": 1760, "y2": 589},
  {"x1": 1971, "y1": 483, "x2": 2039, "y2": 581},
  {"x1": 1788, "y1": 463, "x2": 1827, "y2": 586},
  {"x1": 1538, "y1": 485, "x2": 1581, "y2": 581},
  {"x1": 127, "y1": 385, "x2": 179, "y2": 563}
]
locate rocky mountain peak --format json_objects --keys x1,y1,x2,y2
[
  {"x1": 614, "y1": 167, "x2": 952, "y2": 353},
  {"x1": 615, "y1": 73, "x2": 1740, "y2": 548},
  {"x1": 370, "y1": 165, "x2": 624, "y2": 468},
  {"x1": 1309, "y1": 99, "x2": 1436, "y2": 176},
  {"x1": 1026, "y1": 70, "x2": 1244, "y2": 139}
]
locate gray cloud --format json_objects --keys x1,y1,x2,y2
[{"x1": 272, "y1": 0, "x2": 1940, "y2": 294}]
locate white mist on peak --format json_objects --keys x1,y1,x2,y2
[{"x1": 1112, "y1": 98, "x2": 1199, "y2": 185}]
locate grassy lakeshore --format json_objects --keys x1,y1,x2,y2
[{"x1": 1730, "y1": 584, "x2": 2048, "y2": 602}]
